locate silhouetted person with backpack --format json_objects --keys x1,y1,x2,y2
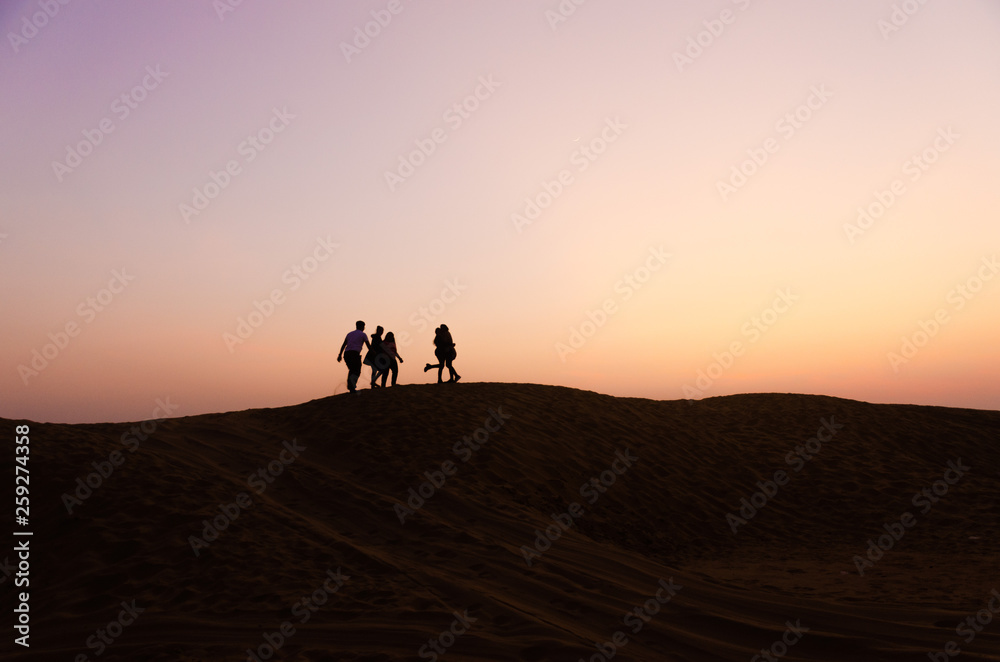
[{"x1": 337, "y1": 320, "x2": 370, "y2": 394}]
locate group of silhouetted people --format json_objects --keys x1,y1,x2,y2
[{"x1": 336, "y1": 321, "x2": 460, "y2": 394}]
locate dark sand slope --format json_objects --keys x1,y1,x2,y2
[{"x1": 5, "y1": 383, "x2": 1000, "y2": 661}]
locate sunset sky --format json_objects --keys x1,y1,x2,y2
[{"x1": 2, "y1": 0, "x2": 998, "y2": 423}]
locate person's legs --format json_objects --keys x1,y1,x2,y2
[
  {"x1": 389, "y1": 360, "x2": 399, "y2": 386},
  {"x1": 345, "y1": 351, "x2": 362, "y2": 392},
  {"x1": 447, "y1": 349, "x2": 460, "y2": 382},
  {"x1": 433, "y1": 349, "x2": 445, "y2": 383}
]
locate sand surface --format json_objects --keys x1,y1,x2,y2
[{"x1": 5, "y1": 383, "x2": 1000, "y2": 661}]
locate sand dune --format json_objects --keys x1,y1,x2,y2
[{"x1": 6, "y1": 383, "x2": 1000, "y2": 661}]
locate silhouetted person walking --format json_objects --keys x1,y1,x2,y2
[
  {"x1": 364, "y1": 326, "x2": 384, "y2": 388},
  {"x1": 337, "y1": 320, "x2": 370, "y2": 394},
  {"x1": 378, "y1": 331, "x2": 404, "y2": 387}
]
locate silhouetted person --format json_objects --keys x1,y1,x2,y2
[
  {"x1": 440, "y1": 324, "x2": 460, "y2": 382},
  {"x1": 337, "y1": 320, "x2": 370, "y2": 394},
  {"x1": 364, "y1": 325, "x2": 384, "y2": 388},
  {"x1": 424, "y1": 326, "x2": 446, "y2": 382},
  {"x1": 379, "y1": 331, "x2": 404, "y2": 387},
  {"x1": 424, "y1": 325, "x2": 460, "y2": 383}
]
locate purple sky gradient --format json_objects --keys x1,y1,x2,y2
[{"x1": 2, "y1": 0, "x2": 999, "y2": 422}]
